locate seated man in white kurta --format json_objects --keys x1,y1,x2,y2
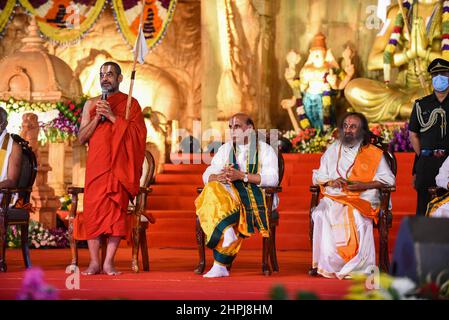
[
  {"x1": 425, "y1": 157, "x2": 449, "y2": 218},
  {"x1": 195, "y1": 113, "x2": 279, "y2": 278},
  {"x1": 311, "y1": 112, "x2": 395, "y2": 280},
  {"x1": 0, "y1": 107, "x2": 22, "y2": 191}
]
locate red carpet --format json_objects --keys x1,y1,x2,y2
[{"x1": 0, "y1": 248, "x2": 350, "y2": 300}]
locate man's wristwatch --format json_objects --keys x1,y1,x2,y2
[{"x1": 243, "y1": 172, "x2": 249, "y2": 183}]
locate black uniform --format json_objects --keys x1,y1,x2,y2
[{"x1": 409, "y1": 93, "x2": 449, "y2": 215}]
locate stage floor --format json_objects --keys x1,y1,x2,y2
[{"x1": 0, "y1": 247, "x2": 351, "y2": 300}]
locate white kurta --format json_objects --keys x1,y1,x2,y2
[
  {"x1": 430, "y1": 157, "x2": 449, "y2": 218},
  {"x1": 312, "y1": 141, "x2": 395, "y2": 279},
  {"x1": 0, "y1": 130, "x2": 15, "y2": 204},
  {"x1": 203, "y1": 140, "x2": 279, "y2": 209}
]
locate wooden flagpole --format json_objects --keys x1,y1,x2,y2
[{"x1": 125, "y1": 0, "x2": 146, "y2": 120}]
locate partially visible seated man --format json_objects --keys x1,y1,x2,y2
[
  {"x1": 0, "y1": 107, "x2": 22, "y2": 191},
  {"x1": 195, "y1": 113, "x2": 279, "y2": 278},
  {"x1": 426, "y1": 157, "x2": 449, "y2": 218},
  {"x1": 0, "y1": 107, "x2": 23, "y2": 272},
  {"x1": 311, "y1": 112, "x2": 395, "y2": 279}
]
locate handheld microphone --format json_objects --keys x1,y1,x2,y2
[{"x1": 100, "y1": 89, "x2": 108, "y2": 122}]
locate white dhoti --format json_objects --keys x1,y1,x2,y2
[
  {"x1": 312, "y1": 197, "x2": 376, "y2": 279},
  {"x1": 0, "y1": 130, "x2": 14, "y2": 204}
]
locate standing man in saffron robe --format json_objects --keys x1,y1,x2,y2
[
  {"x1": 311, "y1": 112, "x2": 395, "y2": 279},
  {"x1": 77, "y1": 62, "x2": 147, "y2": 275}
]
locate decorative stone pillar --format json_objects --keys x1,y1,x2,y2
[
  {"x1": 30, "y1": 142, "x2": 61, "y2": 229},
  {"x1": 21, "y1": 113, "x2": 60, "y2": 229},
  {"x1": 71, "y1": 140, "x2": 86, "y2": 211},
  {"x1": 47, "y1": 141, "x2": 68, "y2": 197}
]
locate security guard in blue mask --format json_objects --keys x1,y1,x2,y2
[{"x1": 409, "y1": 58, "x2": 449, "y2": 215}]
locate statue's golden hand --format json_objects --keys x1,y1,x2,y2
[
  {"x1": 284, "y1": 68, "x2": 296, "y2": 81},
  {"x1": 411, "y1": 17, "x2": 428, "y2": 59},
  {"x1": 281, "y1": 97, "x2": 296, "y2": 110},
  {"x1": 344, "y1": 64, "x2": 355, "y2": 78},
  {"x1": 404, "y1": 47, "x2": 417, "y2": 61},
  {"x1": 326, "y1": 69, "x2": 337, "y2": 89},
  {"x1": 286, "y1": 50, "x2": 301, "y2": 67}
]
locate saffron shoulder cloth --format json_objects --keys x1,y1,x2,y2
[
  {"x1": 195, "y1": 141, "x2": 270, "y2": 249},
  {"x1": 320, "y1": 144, "x2": 384, "y2": 263}
]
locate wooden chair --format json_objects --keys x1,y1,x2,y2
[
  {"x1": 194, "y1": 152, "x2": 284, "y2": 276},
  {"x1": 67, "y1": 150, "x2": 156, "y2": 272},
  {"x1": 429, "y1": 187, "x2": 448, "y2": 201},
  {"x1": 309, "y1": 134, "x2": 397, "y2": 273},
  {"x1": 0, "y1": 134, "x2": 38, "y2": 272}
]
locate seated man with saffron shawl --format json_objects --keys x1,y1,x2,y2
[
  {"x1": 311, "y1": 112, "x2": 395, "y2": 279},
  {"x1": 195, "y1": 113, "x2": 279, "y2": 278},
  {"x1": 426, "y1": 157, "x2": 449, "y2": 218}
]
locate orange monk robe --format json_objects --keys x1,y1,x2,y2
[{"x1": 74, "y1": 92, "x2": 147, "y2": 240}]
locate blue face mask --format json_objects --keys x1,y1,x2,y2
[{"x1": 432, "y1": 75, "x2": 449, "y2": 92}]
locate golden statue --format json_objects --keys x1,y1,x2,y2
[
  {"x1": 282, "y1": 33, "x2": 354, "y2": 132},
  {"x1": 345, "y1": 0, "x2": 445, "y2": 122}
]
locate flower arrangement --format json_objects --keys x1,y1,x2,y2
[
  {"x1": 16, "y1": 267, "x2": 59, "y2": 300},
  {"x1": 387, "y1": 123, "x2": 414, "y2": 152},
  {"x1": 1, "y1": 96, "x2": 88, "y2": 144},
  {"x1": 369, "y1": 122, "x2": 414, "y2": 152},
  {"x1": 269, "y1": 270, "x2": 449, "y2": 300},
  {"x1": 60, "y1": 194, "x2": 72, "y2": 211},
  {"x1": 6, "y1": 225, "x2": 21, "y2": 248},
  {"x1": 283, "y1": 122, "x2": 413, "y2": 154},
  {"x1": 7, "y1": 220, "x2": 69, "y2": 249},
  {"x1": 345, "y1": 271, "x2": 449, "y2": 300},
  {"x1": 40, "y1": 97, "x2": 87, "y2": 143},
  {"x1": 0, "y1": 98, "x2": 56, "y2": 113},
  {"x1": 41, "y1": 112, "x2": 79, "y2": 143},
  {"x1": 29, "y1": 220, "x2": 68, "y2": 249},
  {"x1": 283, "y1": 128, "x2": 336, "y2": 153},
  {"x1": 56, "y1": 98, "x2": 86, "y2": 126},
  {"x1": 269, "y1": 284, "x2": 319, "y2": 300}
]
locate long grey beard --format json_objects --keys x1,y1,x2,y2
[{"x1": 339, "y1": 130, "x2": 363, "y2": 147}]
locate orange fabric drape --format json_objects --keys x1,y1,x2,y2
[
  {"x1": 321, "y1": 144, "x2": 383, "y2": 262},
  {"x1": 74, "y1": 92, "x2": 147, "y2": 240}
]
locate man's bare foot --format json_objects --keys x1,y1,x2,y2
[
  {"x1": 103, "y1": 264, "x2": 122, "y2": 276},
  {"x1": 81, "y1": 263, "x2": 101, "y2": 275}
]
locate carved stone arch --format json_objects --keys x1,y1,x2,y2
[{"x1": 7, "y1": 67, "x2": 31, "y2": 101}]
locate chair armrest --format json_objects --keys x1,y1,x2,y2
[
  {"x1": 197, "y1": 187, "x2": 203, "y2": 194},
  {"x1": 429, "y1": 186, "x2": 438, "y2": 198},
  {"x1": 429, "y1": 186, "x2": 447, "y2": 199},
  {"x1": 0, "y1": 187, "x2": 32, "y2": 194},
  {"x1": 67, "y1": 187, "x2": 84, "y2": 195},
  {"x1": 309, "y1": 185, "x2": 320, "y2": 193},
  {"x1": 262, "y1": 186, "x2": 282, "y2": 194},
  {"x1": 139, "y1": 187, "x2": 152, "y2": 194},
  {"x1": 379, "y1": 186, "x2": 396, "y2": 193}
]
